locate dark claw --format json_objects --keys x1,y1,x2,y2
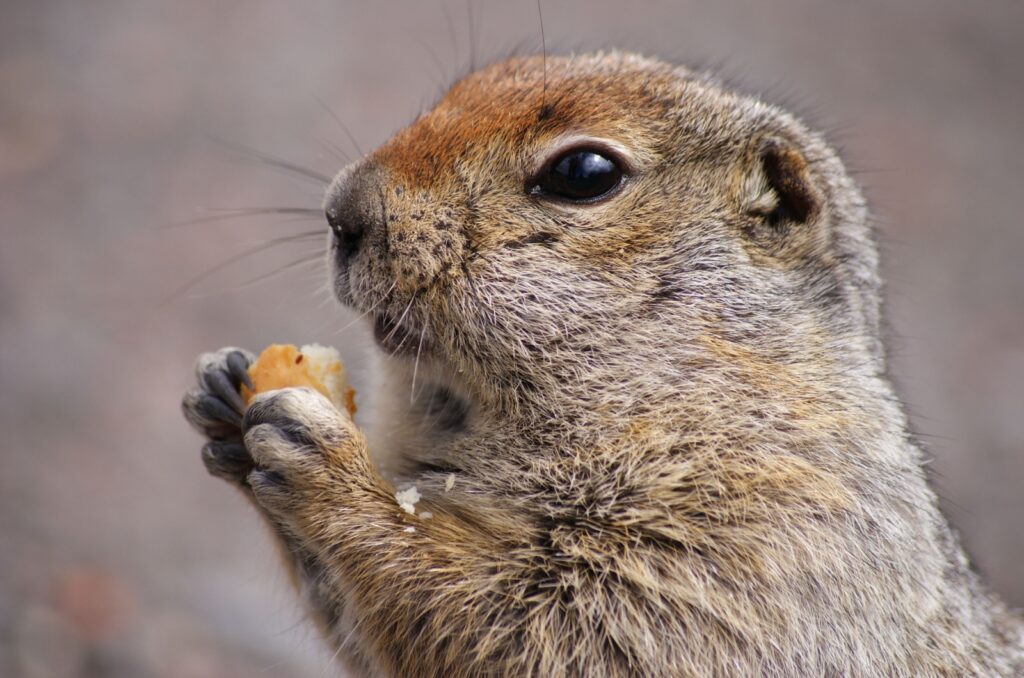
[
  {"x1": 205, "y1": 423, "x2": 241, "y2": 442},
  {"x1": 202, "y1": 441, "x2": 253, "y2": 480},
  {"x1": 208, "y1": 440, "x2": 250, "y2": 464},
  {"x1": 197, "y1": 392, "x2": 242, "y2": 427},
  {"x1": 206, "y1": 369, "x2": 246, "y2": 414},
  {"x1": 227, "y1": 351, "x2": 254, "y2": 390}
]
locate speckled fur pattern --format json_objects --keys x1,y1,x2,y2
[{"x1": 183, "y1": 53, "x2": 1024, "y2": 676}]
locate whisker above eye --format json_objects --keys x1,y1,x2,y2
[
  {"x1": 314, "y1": 96, "x2": 364, "y2": 158},
  {"x1": 315, "y1": 134, "x2": 353, "y2": 165}
]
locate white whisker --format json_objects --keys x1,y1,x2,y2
[
  {"x1": 333, "y1": 279, "x2": 398, "y2": 335},
  {"x1": 410, "y1": 321, "x2": 429, "y2": 404},
  {"x1": 383, "y1": 294, "x2": 416, "y2": 345}
]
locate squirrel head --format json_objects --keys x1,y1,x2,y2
[{"x1": 324, "y1": 52, "x2": 881, "y2": 421}]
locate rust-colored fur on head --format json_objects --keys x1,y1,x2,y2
[{"x1": 185, "y1": 52, "x2": 1023, "y2": 676}]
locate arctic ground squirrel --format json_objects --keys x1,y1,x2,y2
[{"x1": 183, "y1": 52, "x2": 1024, "y2": 676}]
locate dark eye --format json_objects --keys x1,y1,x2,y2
[{"x1": 532, "y1": 149, "x2": 624, "y2": 202}]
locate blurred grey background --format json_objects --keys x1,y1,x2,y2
[{"x1": 1, "y1": 0, "x2": 1021, "y2": 675}]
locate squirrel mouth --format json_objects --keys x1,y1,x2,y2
[{"x1": 373, "y1": 312, "x2": 425, "y2": 356}]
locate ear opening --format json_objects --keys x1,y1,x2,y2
[
  {"x1": 757, "y1": 137, "x2": 821, "y2": 226},
  {"x1": 739, "y1": 136, "x2": 832, "y2": 262}
]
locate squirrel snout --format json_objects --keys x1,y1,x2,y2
[
  {"x1": 325, "y1": 164, "x2": 386, "y2": 264},
  {"x1": 325, "y1": 161, "x2": 465, "y2": 295}
]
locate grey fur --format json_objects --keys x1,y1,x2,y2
[{"x1": 183, "y1": 53, "x2": 1024, "y2": 677}]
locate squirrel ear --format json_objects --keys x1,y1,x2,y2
[
  {"x1": 758, "y1": 138, "x2": 820, "y2": 225},
  {"x1": 741, "y1": 137, "x2": 826, "y2": 256}
]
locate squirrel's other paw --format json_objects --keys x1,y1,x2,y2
[
  {"x1": 242, "y1": 388, "x2": 364, "y2": 518},
  {"x1": 182, "y1": 347, "x2": 256, "y2": 483}
]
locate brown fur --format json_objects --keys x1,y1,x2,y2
[{"x1": 184, "y1": 52, "x2": 1024, "y2": 676}]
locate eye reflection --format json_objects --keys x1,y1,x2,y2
[{"x1": 532, "y1": 149, "x2": 623, "y2": 201}]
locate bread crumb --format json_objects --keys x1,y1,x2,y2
[
  {"x1": 395, "y1": 486, "x2": 421, "y2": 515},
  {"x1": 419, "y1": 511, "x2": 433, "y2": 520},
  {"x1": 444, "y1": 474, "x2": 455, "y2": 492}
]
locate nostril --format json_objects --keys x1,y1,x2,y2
[
  {"x1": 326, "y1": 163, "x2": 383, "y2": 261},
  {"x1": 325, "y1": 208, "x2": 345, "y2": 238},
  {"x1": 326, "y1": 209, "x2": 366, "y2": 259}
]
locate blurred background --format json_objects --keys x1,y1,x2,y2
[{"x1": 1, "y1": 0, "x2": 1021, "y2": 675}]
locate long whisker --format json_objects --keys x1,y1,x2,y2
[
  {"x1": 410, "y1": 321, "x2": 429, "y2": 404},
  {"x1": 231, "y1": 252, "x2": 324, "y2": 289},
  {"x1": 414, "y1": 33, "x2": 450, "y2": 85},
  {"x1": 384, "y1": 294, "x2": 417, "y2": 345},
  {"x1": 175, "y1": 252, "x2": 324, "y2": 301},
  {"x1": 213, "y1": 138, "x2": 332, "y2": 185},
  {"x1": 202, "y1": 207, "x2": 323, "y2": 215},
  {"x1": 314, "y1": 278, "x2": 337, "y2": 309},
  {"x1": 537, "y1": 0, "x2": 547, "y2": 109},
  {"x1": 466, "y1": 0, "x2": 477, "y2": 72},
  {"x1": 162, "y1": 233, "x2": 327, "y2": 304},
  {"x1": 315, "y1": 134, "x2": 352, "y2": 165},
  {"x1": 334, "y1": 279, "x2": 398, "y2": 334},
  {"x1": 440, "y1": 0, "x2": 460, "y2": 66},
  {"x1": 314, "y1": 96, "x2": 364, "y2": 158},
  {"x1": 159, "y1": 207, "x2": 323, "y2": 230}
]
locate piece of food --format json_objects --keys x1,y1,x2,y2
[
  {"x1": 395, "y1": 485, "x2": 421, "y2": 515},
  {"x1": 240, "y1": 343, "x2": 356, "y2": 416}
]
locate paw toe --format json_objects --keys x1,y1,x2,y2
[
  {"x1": 246, "y1": 468, "x2": 293, "y2": 513},
  {"x1": 194, "y1": 347, "x2": 254, "y2": 414},
  {"x1": 203, "y1": 368, "x2": 246, "y2": 414},
  {"x1": 182, "y1": 387, "x2": 241, "y2": 436},
  {"x1": 201, "y1": 440, "x2": 253, "y2": 483},
  {"x1": 243, "y1": 421, "x2": 315, "y2": 470}
]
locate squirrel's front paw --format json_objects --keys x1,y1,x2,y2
[
  {"x1": 182, "y1": 347, "x2": 256, "y2": 484},
  {"x1": 242, "y1": 388, "x2": 366, "y2": 522}
]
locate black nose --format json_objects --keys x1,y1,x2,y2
[
  {"x1": 325, "y1": 164, "x2": 386, "y2": 263},
  {"x1": 326, "y1": 207, "x2": 366, "y2": 260}
]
